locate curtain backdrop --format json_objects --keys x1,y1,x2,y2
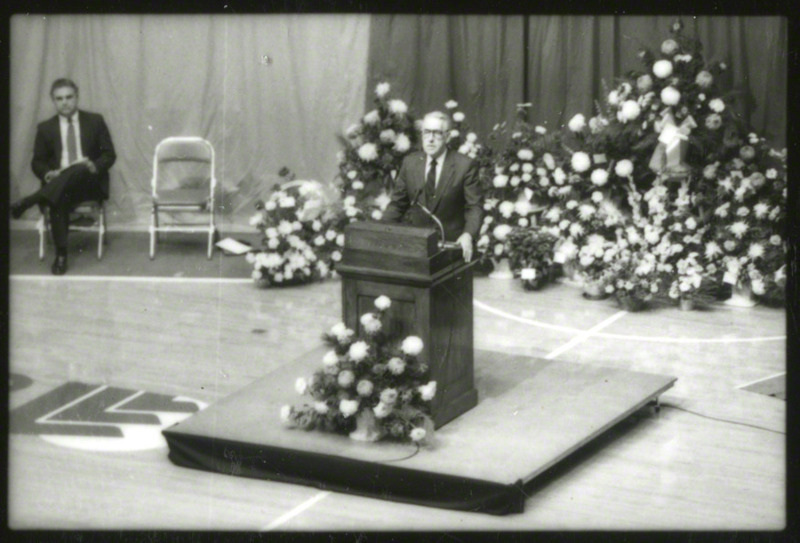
[
  {"x1": 10, "y1": 14, "x2": 370, "y2": 227},
  {"x1": 368, "y1": 15, "x2": 786, "y2": 145},
  {"x1": 10, "y1": 15, "x2": 786, "y2": 229}
]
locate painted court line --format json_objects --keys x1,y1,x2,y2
[
  {"x1": 261, "y1": 491, "x2": 331, "y2": 531},
  {"x1": 545, "y1": 311, "x2": 628, "y2": 360},
  {"x1": 474, "y1": 298, "x2": 785, "y2": 344},
  {"x1": 736, "y1": 371, "x2": 787, "y2": 389}
]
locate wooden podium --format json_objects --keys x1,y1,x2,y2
[{"x1": 336, "y1": 221, "x2": 478, "y2": 428}]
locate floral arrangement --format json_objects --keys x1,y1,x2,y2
[
  {"x1": 706, "y1": 135, "x2": 786, "y2": 302},
  {"x1": 477, "y1": 106, "x2": 556, "y2": 263},
  {"x1": 599, "y1": 243, "x2": 661, "y2": 311},
  {"x1": 335, "y1": 82, "x2": 418, "y2": 223},
  {"x1": 281, "y1": 295, "x2": 437, "y2": 445},
  {"x1": 248, "y1": 172, "x2": 343, "y2": 287},
  {"x1": 505, "y1": 227, "x2": 559, "y2": 290}
]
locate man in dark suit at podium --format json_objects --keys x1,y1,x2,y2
[
  {"x1": 382, "y1": 111, "x2": 483, "y2": 262},
  {"x1": 11, "y1": 78, "x2": 116, "y2": 275}
]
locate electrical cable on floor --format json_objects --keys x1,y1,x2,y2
[
  {"x1": 382, "y1": 442, "x2": 420, "y2": 462},
  {"x1": 664, "y1": 404, "x2": 785, "y2": 435}
]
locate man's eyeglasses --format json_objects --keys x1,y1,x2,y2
[{"x1": 422, "y1": 129, "x2": 446, "y2": 139}]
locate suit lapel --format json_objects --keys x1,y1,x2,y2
[
  {"x1": 415, "y1": 153, "x2": 429, "y2": 206},
  {"x1": 430, "y1": 153, "x2": 456, "y2": 213}
]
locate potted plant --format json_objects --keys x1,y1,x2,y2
[{"x1": 506, "y1": 227, "x2": 559, "y2": 291}]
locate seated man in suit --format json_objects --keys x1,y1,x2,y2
[
  {"x1": 382, "y1": 111, "x2": 483, "y2": 261},
  {"x1": 11, "y1": 78, "x2": 116, "y2": 275}
]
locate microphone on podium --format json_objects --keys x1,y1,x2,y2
[{"x1": 412, "y1": 198, "x2": 461, "y2": 252}]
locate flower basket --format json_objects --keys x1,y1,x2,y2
[
  {"x1": 489, "y1": 258, "x2": 513, "y2": 279},
  {"x1": 348, "y1": 409, "x2": 383, "y2": 442},
  {"x1": 582, "y1": 280, "x2": 608, "y2": 300},
  {"x1": 617, "y1": 293, "x2": 647, "y2": 312},
  {"x1": 282, "y1": 295, "x2": 437, "y2": 446},
  {"x1": 724, "y1": 284, "x2": 756, "y2": 308},
  {"x1": 506, "y1": 227, "x2": 559, "y2": 289}
]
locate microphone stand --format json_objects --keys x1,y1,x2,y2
[{"x1": 415, "y1": 201, "x2": 461, "y2": 251}]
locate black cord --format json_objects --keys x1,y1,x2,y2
[
  {"x1": 382, "y1": 442, "x2": 421, "y2": 462},
  {"x1": 664, "y1": 404, "x2": 785, "y2": 435}
]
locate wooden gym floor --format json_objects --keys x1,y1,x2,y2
[{"x1": 7, "y1": 229, "x2": 787, "y2": 531}]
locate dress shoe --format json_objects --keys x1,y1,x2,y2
[
  {"x1": 51, "y1": 255, "x2": 68, "y2": 275},
  {"x1": 10, "y1": 199, "x2": 28, "y2": 219}
]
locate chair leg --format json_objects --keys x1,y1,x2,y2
[
  {"x1": 37, "y1": 215, "x2": 46, "y2": 260},
  {"x1": 97, "y1": 203, "x2": 106, "y2": 260},
  {"x1": 150, "y1": 207, "x2": 156, "y2": 260}
]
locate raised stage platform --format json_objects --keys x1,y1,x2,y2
[{"x1": 163, "y1": 348, "x2": 675, "y2": 515}]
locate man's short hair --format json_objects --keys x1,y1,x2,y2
[
  {"x1": 423, "y1": 111, "x2": 451, "y2": 131},
  {"x1": 51, "y1": 78, "x2": 79, "y2": 97}
]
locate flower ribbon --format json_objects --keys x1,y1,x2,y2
[{"x1": 648, "y1": 113, "x2": 697, "y2": 173}]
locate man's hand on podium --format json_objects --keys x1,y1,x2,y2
[{"x1": 456, "y1": 232, "x2": 473, "y2": 262}]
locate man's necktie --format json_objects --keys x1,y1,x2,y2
[
  {"x1": 67, "y1": 117, "x2": 78, "y2": 165},
  {"x1": 425, "y1": 159, "x2": 438, "y2": 202}
]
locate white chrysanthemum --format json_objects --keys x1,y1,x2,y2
[
  {"x1": 375, "y1": 81, "x2": 391, "y2": 97},
  {"x1": 661, "y1": 38, "x2": 679, "y2": 55},
  {"x1": 380, "y1": 388, "x2": 398, "y2": 405},
  {"x1": 387, "y1": 133, "x2": 410, "y2": 153},
  {"x1": 358, "y1": 143, "x2": 379, "y2": 162},
  {"x1": 445, "y1": 99, "x2": 458, "y2": 109},
  {"x1": 591, "y1": 191, "x2": 604, "y2": 203},
  {"x1": 553, "y1": 168, "x2": 566, "y2": 185},
  {"x1": 387, "y1": 357, "x2": 406, "y2": 375},
  {"x1": 466, "y1": 132, "x2": 477, "y2": 143},
  {"x1": 591, "y1": 169, "x2": 609, "y2": 186},
  {"x1": 452, "y1": 111, "x2": 465, "y2": 123},
  {"x1": 729, "y1": 221, "x2": 748, "y2": 239},
  {"x1": 620, "y1": 100, "x2": 641, "y2": 122},
  {"x1": 373, "y1": 295, "x2": 391, "y2": 311},
  {"x1": 418, "y1": 381, "x2": 437, "y2": 401},
  {"x1": 373, "y1": 402, "x2": 392, "y2": 419},
  {"x1": 379, "y1": 129, "x2": 397, "y2": 143},
  {"x1": 499, "y1": 201, "x2": 515, "y2": 218},
  {"x1": 264, "y1": 200, "x2": 277, "y2": 211},
  {"x1": 348, "y1": 341, "x2": 369, "y2": 362},
  {"x1": 312, "y1": 401, "x2": 329, "y2": 415},
  {"x1": 607, "y1": 90, "x2": 620, "y2": 106},
  {"x1": 337, "y1": 370, "x2": 355, "y2": 388},
  {"x1": 709, "y1": 98, "x2": 725, "y2": 113},
  {"x1": 568, "y1": 153, "x2": 591, "y2": 174},
  {"x1": 748, "y1": 244, "x2": 765, "y2": 259},
  {"x1": 492, "y1": 224, "x2": 513, "y2": 241},
  {"x1": 753, "y1": 203, "x2": 769, "y2": 219},
  {"x1": 660, "y1": 86, "x2": 681, "y2": 106},
  {"x1": 493, "y1": 174, "x2": 509, "y2": 188},
  {"x1": 517, "y1": 149, "x2": 534, "y2": 161},
  {"x1": 568, "y1": 113, "x2": 586, "y2": 132},
  {"x1": 770, "y1": 235, "x2": 782, "y2": 246},
  {"x1": 339, "y1": 399, "x2": 359, "y2": 417},
  {"x1": 522, "y1": 162, "x2": 534, "y2": 174},
  {"x1": 356, "y1": 379, "x2": 374, "y2": 397},
  {"x1": 653, "y1": 59, "x2": 673, "y2": 79},
  {"x1": 388, "y1": 99, "x2": 408, "y2": 114},
  {"x1": 363, "y1": 109, "x2": 380, "y2": 125},
  {"x1": 410, "y1": 428, "x2": 427, "y2": 442},
  {"x1": 323, "y1": 350, "x2": 340, "y2": 368},
  {"x1": 401, "y1": 336, "x2": 424, "y2": 356},
  {"x1": 614, "y1": 159, "x2": 634, "y2": 178},
  {"x1": 359, "y1": 312, "x2": 382, "y2": 334},
  {"x1": 295, "y1": 377, "x2": 308, "y2": 395},
  {"x1": 514, "y1": 200, "x2": 533, "y2": 216}
]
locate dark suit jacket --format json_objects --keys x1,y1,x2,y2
[
  {"x1": 382, "y1": 151, "x2": 483, "y2": 242},
  {"x1": 31, "y1": 110, "x2": 116, "y2": 198}
]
